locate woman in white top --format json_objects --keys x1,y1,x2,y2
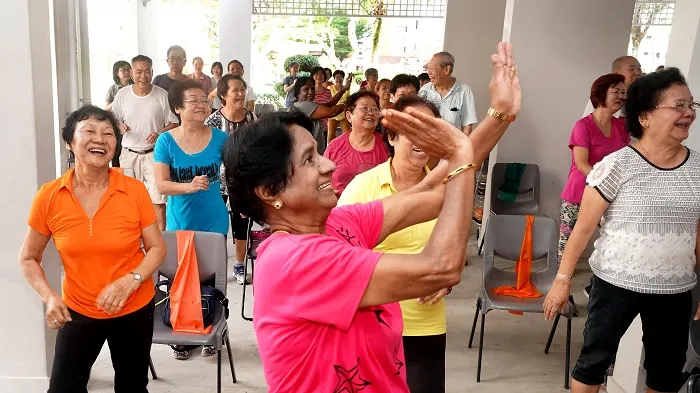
[{"x1": 543, "y1": 67, "x2": 700, "y2": 393}]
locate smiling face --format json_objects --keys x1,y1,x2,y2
[
  {"x1": 334, "y1": 73, "x2": 344, "y2": 86},
  {"x1": 69, "y1": 116, "x2": 118, "y2": 168},
  {"x1": 131, "y1": 60, "x2": 152, "y2": 89},
  {"x1": 313, "y1": 70, "x2": 326, "y2": 85},
  {"x1": 425, "y1": 56, "x2": 449, "y2": 84},
  {"x1": 224, "y1": 79, "x2": 247, "y2": 109},
  {"x1": 376, "y1": 81, "x2": 391, "y2": 101},
  {"x1": 389, "y1": 104, "x2": 433, "y2": 168},
  {"x1": 298, "y1": 80, "x2": 315, "y2": 102},
  {"x1": 617, "y1": 57, "x2": 642, "y2": 87},
  {"x1": 193, "y1": 58, "x2": 204, "y2": 72},
  {"x1": 642, "y1": 84, "x2": 696, "y2": 142},
  {"x1": 273, "y1": 124, "x2": 338, "y2": 214},
  {"x1": 212, "y1": 64, "x2": 223, "y2": 77},
  {"x1": 346, "y1": 97, "x2": 380, "y2": 131},
  {"x1": 176, "y1": 88, "x2": 210, "y2": 123},
  {"x1": 229, "y1": 62, "x2": 244, "y2": 77}
]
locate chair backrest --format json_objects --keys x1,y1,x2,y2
[
  {"x1": 489, "y1": 163, "x2": 541, "y2": 215},
  {"x1": 482, "y1": 214, "x2": 558, "y2": 289},
  {"x1": 154, "y1": 231, "x2": 228, "y2": 293},
  {"x1": 254, "y1": 103, "x2": 275, "y2": 117}
]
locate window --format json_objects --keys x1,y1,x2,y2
[{"x1": 252, "y1": 0, "x2": 446, "y2": 17}]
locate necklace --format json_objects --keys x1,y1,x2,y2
[
  {"x1": 180, "y1": 128, "x2": 204, "y2": 154},
  {"x1": 638, "y1": 140, "x2": 683, "y2": 163}
]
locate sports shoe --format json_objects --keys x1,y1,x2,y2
[
  {"x1": 233, "y1": 264, "x2": 251, "y2": 285},
  {"x1": 201, "y1": 346, "x2": 217, "y2": 357},
  {"x1": 173, "y1": 349, "x2": 192, "y2": 360}
]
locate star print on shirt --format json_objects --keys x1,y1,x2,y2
[
  {"x1": 373, "y1": 309, "x2": 390, "y2": 328},
  {"x1": 393, "y1": 344, "x2": 404, "y2": 376},
  {"x1": 335, "y1": 227, "x2": 358, "y2": 246},
  {"x1": 332, "y1": 359, "x2": 372, "y2": 393}
]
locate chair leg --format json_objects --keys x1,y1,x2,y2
[
  {"x1": 565, "y1": 317, "x2": 572, "y2": 390},
  {"x1": 468, "y1": 298, "x2": 481, "y2": 348},
  {"x1": 241, "y1": 256, "x2": 253, "y2": 321},
  {"x1": 225, "y1": 332, "x2": 237, "y2": 383},
  {"x1": 478, "y1": 235, "x2": 484, "y2": 256},
  {"x1": 477, "y1": 312, "x2": 486, "y2": 382},
  {"x1": 217, "y1": 349, "x2": 222, "y2": 393},
  {"x1": 545, "y1": 313, "x2": 561, "y2": 354},
  {"x1": 148, "y1": 357, "x2": 158, "y2": 380}
]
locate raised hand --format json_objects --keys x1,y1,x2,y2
[
  {"x1": 381, "y1": 107, "x2": 472, "y2": 162},
  {"x1": 489, "y1": 42, "x2": 521, "y2": 116},
  {"x1": 344, "y1": 74, "x2": 353, "y2": 91}
]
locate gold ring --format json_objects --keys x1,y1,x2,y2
[
  {"x1": 52, "y1": 319, "x2": 58, "y2": 323},
  {"x1": 510, "y1": 66, "x2": 516, "y2": 71}
]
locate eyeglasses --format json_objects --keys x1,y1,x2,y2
[
  {"x1": 656, "y1": 101, "x2": 700, "y2": 112},
  {"x1": 168, "y1": 57, "x2": 186, "y2": 62},
  {"x1": 184, "y1": 99, "x2": 210, "y2": 107},
  {"x1": 355, "y1": 106, "x2": 380, "y2": 114}
]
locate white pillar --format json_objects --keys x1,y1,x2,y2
[
  {"x1": 0, "y1": 0, "x2": 61, "y2": 390},
  {"x1": 219, "y1": 0, "x2": 253, "y2": 77},
  {"x1": 666, "y1": 0, "x2": 700, "y2": 151}
]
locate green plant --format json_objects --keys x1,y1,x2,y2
[
  {"x1": 257, "y1": 93, "x2": 284, "y2": 110},
  {"x1": 283, "y1": 54, "x2": 320, "y2": 73},
  {"x1": 273, "y1": 82, "x2": 285, "y2": 98}
]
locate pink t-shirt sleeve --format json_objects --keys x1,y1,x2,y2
[
  {"x1": 569, "y1": 117, "x2": 592, "y2": 150},
  {"x1": 292, "y1": 201, "x2": 385, "y2": 331}
]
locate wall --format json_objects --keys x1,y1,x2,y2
[
  {"x1": 219, "y1": 0, "x2": 252, "y2": 78},
  {"x1": 0, "y1": 0, "x2": 59, "y2": 390},
  {"x1": 495, "y1": 0, "x2": 636, "y2": 219}
]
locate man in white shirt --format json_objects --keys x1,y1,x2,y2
[
  {"x1": 582, "y1": 55, "x2": 642, "y2": 117},
  {"x1": 418, "y1": 51, "x2": 477, "y2": 135},
  {"x1": 112, "y1": 55, "x2": 178, "y2": 230},
  {"x1": 227, "y1": 60, "x2": 256, "y2": 112}
]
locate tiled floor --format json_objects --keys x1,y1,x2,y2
[{"x1": 89, "y1": 233, "x2": 592, "y2": 392}]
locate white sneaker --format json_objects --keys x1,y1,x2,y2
[{"x1": 233, "y1": 265, "x2": 250, "y2": 285}]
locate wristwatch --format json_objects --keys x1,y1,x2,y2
[
  {"x1": 130, "y1": 272, "x2": 143, "y2": 283},
  {"x1": 487, "y1": 107, "x2": 517, "y2": 122}
]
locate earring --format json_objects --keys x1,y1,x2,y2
[{"x1": 273, "y1": 201, "x2": 283, "y2": 210}]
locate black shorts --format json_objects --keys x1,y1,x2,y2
[
  {"x1": 222, "y1": 195, "x2": 250, "y2": 241},
  {"x1": 572, "y1": 275, "x2": 691, "y2": 391}
]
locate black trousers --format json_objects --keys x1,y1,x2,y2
[
  {"x1": 572, "y1": 276, "x2": 691, "y2": 391},
  {"x1": 48, "y1": 299, "x2": 154, "y2": 393},
  {"x1": 403, "y1": 333, "x2": 446, "y2": 393}
]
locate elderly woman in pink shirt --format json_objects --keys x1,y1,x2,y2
[{"x1": 560, "y1": 73, "x2": 630, "y2": 265}]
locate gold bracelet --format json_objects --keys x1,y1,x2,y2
[{"x1": 442, "y1": 164, "x2": 476, "y2": 184}]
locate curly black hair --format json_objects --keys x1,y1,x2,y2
[
  {"x1": 223, "y1": 111, "x2": 314, "y2": 223},
  {"x1": 624, "y1": 67, "x2": 687, "y2": 139},
  {"x1": 62, "y1": 105, "x2": 122, "y2": 145}
]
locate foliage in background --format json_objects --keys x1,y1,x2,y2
[
  {"x1": 284, "y1": 54, "x2": 320, "y2": 73},
  {"x1": 630, "y1": 2, "x2": 674, "y2": 57},
  {"x1": 256, "y1": 93, "x2": 284, "y2": 109},
  {"x1": 371, "y1": 18, "x2": 382, "y2": 61}
]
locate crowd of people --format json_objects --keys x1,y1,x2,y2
[{"x1": 16, "y1": 37, "x2": 700, "y2": 393}]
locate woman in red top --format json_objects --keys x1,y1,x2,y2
[{"x1": 324, "y1": 90, "x2": 390, "y2": 196}]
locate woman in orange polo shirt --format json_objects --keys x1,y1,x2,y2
[{"x1": 19, "y1": 105, "x2": 166, "y2": 393}]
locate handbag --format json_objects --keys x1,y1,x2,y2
[{"x1": 156, "y1": 279, "x2": 229, "y2": 329}]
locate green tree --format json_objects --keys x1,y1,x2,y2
[{"x1": 630, "y1": 2, "x2": 673, "y2": 57}]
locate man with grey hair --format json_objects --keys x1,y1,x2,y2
[{"x1": 419, "y1": 51, "x2": 477, "y2": 134}]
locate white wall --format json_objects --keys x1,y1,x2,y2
[
  {"x1": 495, "y1": 0, "x2": 636, "y2": 219},
  {"x1": 0, "y1": 0, "x2": 60, "y2": 390},
  {"x1": 219, "y1": 0, "x2": 252, "y2": 78}
]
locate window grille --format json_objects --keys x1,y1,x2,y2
[
  {"x1": 632, "y1": 1, "x2": 675, "y2": 26},
  {"x1": 252, "y1": 0, "x2": 446, "y2": 18}
]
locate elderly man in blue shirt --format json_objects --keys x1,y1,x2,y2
[{"x1": 419, "y1": 51, "x2": 478, "y2": 135}]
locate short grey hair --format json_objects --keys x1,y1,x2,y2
[{"x1": 433, "y1": 51, "x2": 455, "y2": 74}]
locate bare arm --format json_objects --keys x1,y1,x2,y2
[
  {"x1": 310, "y1": 104, "x2": 345, "y2": 119},
  {"x1": 105, "y1": 102, "x2": 113, "y2": 111},
  {"x1": 462, "y1": 124, "x2": 472, "y2": 135},
  {"x1": 208, "y1": 89, "x2": 218, "y2": 102},
  {"x1": 160, "y1": 123, "x2": 178, "y2": 134},
  {"x1": 283, "y1": 79, "x2": 296, "y2": 93},
  {"x1": 19, "y1": 229, "x2": 57, "y2": 304},
  {"x1": 133, "y1": 222, "x2": 166, "y2": 279},
  {"x1": 247, "y1": 100, "x2": 255, "y2": 112},
  {"x1": 154, "y1": 162, "x2": 207, "y2": 196},
  {"x1": 572, "y1": 146, "x2": 593, "y2": 176},
  {"x1": 360, "y1": 149, "x2": 474, "y2": 308}
]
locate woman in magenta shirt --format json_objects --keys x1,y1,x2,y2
[
  {"x1": 560, "y1": 73, "x2": 630, "y2": 262},
  {"x1": 220, "y1": 41, "x2": 520, "y2": 393},
  {"x1": 324, "y1": 90, "x2": 390, "y2": 196}
]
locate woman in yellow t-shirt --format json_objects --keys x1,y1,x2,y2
[
  {"x1": 338, "y1": 95, "x2": 449, "y2": 393},
  {"x1": 327, "y1": 70, "x2": 351, "y2": 143}
]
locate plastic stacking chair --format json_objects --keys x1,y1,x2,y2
[
  {"x1": 468, "y1": 215, "x2": 573, "y2": 389},
  {"x1": 150, "y1": 231, "x2": 236, "y2": 393},
  {"x1": 241, "y1": 220, "x2": 270, "y2": 321},
  {"x1": 254, "y1": 103, "x2": 275, "y2": 117},
  {"x1": 478, "y1": 163, "x2": 543, "y2": 256}
]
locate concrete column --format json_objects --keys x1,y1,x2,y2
[
  {"x1": 0, "y1": 0, "x2": 61, "y2": 390},
  {"x1": 666, "y1": 0, "x2": 700, "y2": 151},
  {"x1": 219, "y1": 0, "x2": 253, "y2": 77}
]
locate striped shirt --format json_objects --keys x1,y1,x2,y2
[{"x1": 586, "y1": 146, "x2": 700, "y2": 294}]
